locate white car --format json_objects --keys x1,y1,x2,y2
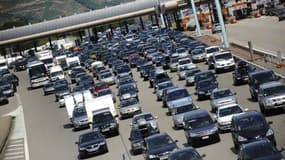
[
  {"x1": 214, "y1": 104, "x2": 246, "y2": 131},
  {"x1": 204, "y1": 46, "x2": 221, "y2": 63},
  {"x1": 213, "y1": 51, "x2": 235, "y2": 73},
  {"x1": 176, "y1": 47, "x2": 188, "y2": 58}
]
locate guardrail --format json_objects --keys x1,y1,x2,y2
[{"x1": 0, "y1": 116, "x2": 14, "y2": 159}]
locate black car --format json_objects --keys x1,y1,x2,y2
[
  {"x1": 143, "y1": 133, "x2": 178, "y2": 160},
  {"x1": 248, "y1": 69, "x2": 279, "y2": 101},
  {"x1": 76, "y1": 130, "x2": 108, "y2": 159},
  {"x1": 13, "y1": 58, "x2": 27, "y2": 72},
  {"x1": 54, "y1": 83, "x2": 70, "y2": 101},
  {"x1": 237, "y1": 138, "x2": 284, "y2": 160},
  {"x1": 0, "y1": 81, "x2": 15, "y2": 97},
  {"x1": 1, "y1": 73, "x2": 19, "y2": 88},
  {"x1": 196, "y1": 79, "x2": 218, "y2": 100},
  {"x1": 92, "y1": 110, "x2": 119, "y2": 136},
  {"x1": 231, "y1": 111, "x2": 276, "y2": 149},
  {"x1": 0, "y1": 90, "x2": 8, "y2": 105},
  {"x1": 168, "y1": 147, "x2": 204, "y2": 160},
  {"x1": 194, "y1": 71, "x2": 217, "y2": 87},
  {"x1": 129, "y1": 124, "x2": 157, "y2": 155},
  {"x1": 183, "y1": 109, "x2": 220, "y2": 147},
  {"x1": 232, "y1": 60, "x2": 255, "y2": 85},
  {"x1": 43, "y1": 80, "x2": 55, "y2": 95},
  {"x1": 140, "y1": 63, "x2": 155, "y2": 80}
]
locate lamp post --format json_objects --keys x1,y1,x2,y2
[{"x1": 189, "y1": 0, "x2": 202, "y2": 36}]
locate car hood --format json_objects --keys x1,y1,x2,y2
[
  {"x1": 147, "y1": 143, "x2": 177, "y2": 156},
  {"x1": 73, "y1": 115, "x2": 88, "y2": 122},
  {"x1": 80, "y1": 139, "x2": 104, "y2": 148},
  {"x1": 213, "y1": 97, "x2": 236, "y2": 105},
  {"x1": 252, "y1": 154, "x2": 283, "y2": 160},
  {"x1": 217, "y1": 115, "x2": 234, "y2": 124},
  {"x1": 186, "y1": 123, "x2": 216, "y2": 135},
  {"x1": 120, "y1": 104, "x2": 140, "y2": 111},
  {"x1": 199, "y1": 84, "x2": 217, "y2": 92},
  {"x1": 238, "y1": 127, "x2": 268, "y2": 139}
]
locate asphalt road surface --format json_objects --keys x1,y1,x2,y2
[{"x1": 14, "y1": 60, "x2": 285, "y2": 160}]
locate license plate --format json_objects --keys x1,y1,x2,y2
[
  {"x1": 102, "y1": 128, "x2": 110, "y2": 132},
  {"x1": 160, "y1": 155, "x2": 168, "y2": 160},
  {"x1": 202, "y1": 136, "x2": 209, "y2": 140},
  {"x1": 87, "y1": 147, "x2": 98, "y2": 152},
  {"x1": 224, "y1": 66, "x2": 229, "y2": 69}
]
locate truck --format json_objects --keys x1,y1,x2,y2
[
  {"x1": 35, "y1": 50, "x2": 54, "y2": 69},
  {"x1": 27, "y1": 60, "x2": 49, "y2": 88}
]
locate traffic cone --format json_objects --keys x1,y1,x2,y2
[
  {"x1": 255, "y1": 11, "x2": 261, "y2": 18},
  {"x1": 207, "y1": 23, "x2": 212, "y2": 29},
  {"x1": 231, "y1": 17, "x2": 237, "y2": 23}
]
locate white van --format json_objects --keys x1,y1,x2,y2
[{"x1": 49, "y1": 65, "x2": 64, "y2": 81}]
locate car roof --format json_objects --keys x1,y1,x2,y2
[
  {"x1": 218, "y1": 103, "x2": 241, "y2": 110},
  {"x1": 170, "y1": 147, "x2": 196, "y2": 154},
  {"x1": 232, "y1": 111, "x2": 264, "y2": 121},
  {"x1": 212, "y1": 88, "x2": 231, "y2": 93},
  {"x1": 184, "y1": 109, "x2": 209, "y2": 119},
  {"x1": 240, "y1": 138, "x2": 272, "y2": 149},
  {"x1": 80, "y1": 130, "x2": 101, "y2": 137},
  {"x1": 259, "y1": 81, "x2": 283, "y2": 89},
  {"x1": 248, "y1": 69, "x2": 273, "y2": 77},
  {"x1": 145, "y1": 133, "x2": 169, "y2": 141}
]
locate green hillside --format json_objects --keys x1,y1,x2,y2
[{"x1": 0, "y1": 0, "x2": 134, "y2": 30}]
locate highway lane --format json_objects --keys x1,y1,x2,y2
[{"x1": 14, "y1": 59, "x2": 285, "y2": 160}]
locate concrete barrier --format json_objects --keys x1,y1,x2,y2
[{"x1": 0, "y1": 116, "x2": 14, "y2": 159}]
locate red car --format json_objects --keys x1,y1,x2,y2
[{"x1": 92, "y1": 82, "x2": 109, "y2": 96}]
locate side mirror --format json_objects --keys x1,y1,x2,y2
[
  {"x1": 244, "y1": 108, "x2": 249, "y2": 112},
  {"x1": 175, "y1": 140, "x2": 178, "y2": 143},
  {"x1": 130, "y1": 123, "x2": 133, "y2": 126},
  {"x1": 201, "y1": 154, "x2": 206, "y2": 158},
  {"x1": 128, "y1": 137, "x2": 131, "y2": 141},
  {"x1": 233, "y1": 92, "x2": 237, "y2": 95},
  {"x1": 278, "y1": 147, "x2": 284, "y2": 153},
  {"x1": 268, "y1": 121, "x2": 273, "y2": 125},
  {"x1": 232, "y1": 72, "x2": 235, "y2": 74},
  {"x1": 75, "y1": 142, "x2": 79, "y2": 145},
  {"x1": 154, "y1": 116, "x2": 158, "y2": 119}
]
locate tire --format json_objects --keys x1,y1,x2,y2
[{"x1": 259, "y1": 104, "x2": 267, "y2": 116}]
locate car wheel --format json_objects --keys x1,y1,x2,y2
[
  {"x1": 187, "y1": 138, "x2": 192, "y2": 146},
  {"x1": 104, "y1": 145, "x2": 109, "y2": 153},
  {"x1": 234, "y1": 140, "x2": 239, "y2": 149},
  {"x1": 259, "y1": 104, "x2": 268, "y2": 116}
]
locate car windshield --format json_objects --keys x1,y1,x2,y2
[
  {"x1": 120, "y1": 98, "x2": 138, "y2": 108},
  {"x1": 179, "y1": 59, "x2": 191, "y2": 65},
  {"x1": 215, "y1": 53, "x2": 232, "y2": 61},
  {"x1": 218, "y1": 105, "x2": 243, "y2": 117},
  {"x1": 98, "y1": 89, "x2": 112, "y2": 96},
  {"x1": 253, "y1": 72, "x2": 277, "y2": 85},
  {"x1": 80, "y1": 132, "x2": 102, "y2": 143},
  {"x1": 212, "y1": 89, "x2": 233, "y2": 99},
  {"x1": 101, "y1": 72, "x2": 112, "y2": 78},
  {"x1": 186, "y1": 115, "x2": 213, "y2": 129},
  {"x1": 244, "y1": 142, "x2": 279, "y2": 160},
  {"x1": 55, "y1": 85, "x2": 69, "y2": 92},
  {"x1": 191, "y1": 49, "x2": 203, "y2": 55},
  {"x1": 50, "y1": 71, "x2": 63, "y2": 77},
  {"x1": 186, "y1": 70, "x2": 200, "y2": 77},
  {"x1": 198, "y1": 80, "x2": 215, "y2": 88},
  {"x1": 117, "y1": 66, "x2": 130, "y2": 73},
  {"x1": 134, "y1": 114, "x2": 154, "y2": 124},
  {"x1": 93, "y1": 112, "x2": 113, "y2": 124},
  {"x1": 196, "y1": 72, "x2": 214, "y2": 81},
  {"x1": 177, "y1": 48, "x2": 186, "y2": 53},
  {"x1": 263, "y1": 85, "x2": 285, "y2": 96},
  {"x1": 237, "y1": 66, "x2": 251, "y2": 74},
  {"x1": 73, "y1": 107, "x2": 87, "y2": 117},
  {"x1": 158, "y1": 82, "x2": 173, "y2": 90},
  {"x1": 169, "y1": 149, "x2": 201, "y2": 160},
  {"x1": 237, "y1": 115, "x2": 266, "y2": 131},
  {"x1": 206, "y1": 47, "x2": 219, "y2": 53},
  {"x1": 147, "y1": 135, "x2": 174, "y2": 150},
  {"x1": 173, "y1": 104, "x2": 195, "y2": 115},
  {"x1": 167, "y1": 89, "x2": 189, "y2": 101},
  {"x1": 95, "y1": 83, "x2": 107, "y2": 89},
  {"x1": 170, "y1": 57, "x2": 179, "y2": 63},
  {"x1": 120, "y1": 85, "x2": 135, "y2": 94}
]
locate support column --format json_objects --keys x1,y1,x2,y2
[
  {"x1": 150, "y1": 15, "x2": 154, "y2": 25},
  {"x1": 139, "y1": 16, "x2": 145, "y2": 30},
  {"x1": 160, "y1": 13, "x2": 166, "y2": 28},
  {"x1": 109, "y1": 24, "x2": 113, "y2": 36},
  {"x1": 33, "y1": 41, "x2": 38, "y2": 52},
  {"x1": 124, "y1": 21, "x2": 129, "y2": 34},
  {"x1": 93, "y1": 27, "x2": 98, "y2": 43},
  {"x1": 48, "y1": 37, "x2": 53, "y2": 49},
  {"x1": 155, "y1": 14, "x2": 159, "y2": 26},
  {"x1": 214, "y1": 0, "x2": 229, "y2": 48},
  {"x1": 190, "y1": 0, "x2": 202, "y2": 36}
]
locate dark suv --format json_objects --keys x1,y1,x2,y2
[
  {"x1": 92, "y1": 110, "x2": 119, "y2": 136},
  {"x1": 231, "y1": 111, "x2": 276, "y2": 149},
  {"x1": 248, "y1": 69, "x2": 279, "y2": 101}
]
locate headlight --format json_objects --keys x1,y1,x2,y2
[
  {"x1": 266, "y1": 128, "x2": 274, "y2": 136},
  {"x1": 265, "y1": 99, "x2": 273, "y2": 105},
  {"x1": 198, "y1": 91, "x2": 205, "y2": 94},
  {"x1": 110, "y1": 122, "x2": 117, "y2": 127},
  {"x1": 133, "y1": 142, "x2": 142, "y2": 147},
  {"x1": 238, "y1": 135, "x2": 247, "y2": 142},
  {"x1": 210, "y1": 126, "x2": 218, "y2": 133},
  {"x1": 149, "y1": 154, "x2": 157, "y2": 159},
  {"x1": 190, "y1": 132, "x2": 199, "y2": 137},
  {"x1": 79, "y1": 147, "x2": 85, "y2": 151},
  {"x1": 99, "y1": 141, "x2": 106, "y2": 145}
]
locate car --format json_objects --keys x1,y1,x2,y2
[
  {"x1": 152, "y1": 69, "x2": 171, "y2": 89},
  {"x1": 214, "y1": 104, "x2": 246, "y2": 131},
  {"x1": 163, "y1": 87, "x2": 193, "y2": 114},
  {"x1": 185, "y1": 69, "x2": 201, "y2": 86},
  {"x1": 194, "y1": 71, "x2": 217, "y2": 87},
  {"x1": 0, "y1": 90, "x2": 8, "y2": 105},
  {"x1": 155, "y1": 81, "x2": 174, "y2": 101},
  {"x1": 210, "y1": 88, "x2": 237, "y2": 112},
  {"x1": 204, "y1": 46, "x2": 221, "y2": 64},
  {"x1": 96, "y1": 88, "x2": 116, "y2": 103},
  {"x1": 257, "y1": 81, "x2": 285, "y2": 115},
  {"x1": 116, "y1": 65, "x2": 132, "y2": 79},
  {"x1": 207, "y1": 55, "x2": 214, "y2": 69},
  {"x1": 78, "y1": 74, "x2": 94, "y2": 86},
  {"x1": 54, "y1": 83, "x2": 70, "y2": 102},
  {"x1": 92, "y1": 82, "x2": 109, "y2": 96},
  {"x1": 231, "y1": 111, "x2": 276, "y2": 149},
  {"x1": 76, "y1": 130, "x2": 108, "y2": 159},
  {"x1": 213, "y1": 51, "x2": 235, "y2": 74},
  {"x1": 43, "y1": 80, "x2": 55, "y2": 95},
  {"x1": 183, "y1": 109, "x2": 220, "y2": 147},
  {"x1": 171, "y1": 102, "x2": 197, "y2": 129},
  {"x1": 13, "y1": 58, "x2": 27, "y2": 71},
  {"x1": 143, "y1": 133, "x2": 178, "y2": 160},
  {"x1": 176, "y1": 47, "x2": 188, "y2": 58},
  {"x1": 119, "y1": 98, "x2": 142, "y2": 119},
  {"x1": 169, "y1": 56, "x2": 180, "y2": 72},
  {"x1": 98, "y1": 71, "x2": 115, "y2": 85},
  {"x1": 168, "y1": 147, "x2": 204, "y2": 160},
  {"x1": 92, "y1": 109, "x2": 119, "y2": 136},
  {"x1": 211, "y1": 23, "x2": 221, "y2": 34},
  {"x1": 129, "y1": 123, "x2": 157, "y2": 155},
  {"x1": 177, "y1": 64, "x2": 197, "y2": 81},
  {"x1": 131, "y1": 112, "x2": 159, "y2": 133},
  {"x1": 248, "y1": 69, "x2": 280, "y2": 101},
  {"x1": 237, "y1": 138, "x2": 284, "y2": 160},
  {"x1": 232, "y1": 60, "x2": 256, "y2": 85},
  {"x1": 70, "y1": 68, "x2": 86, "y2": 83},
  {"x1": 0, "y1": 81, "x2": 15, "y2": 97},
  {"x1": 1, "y1": 73, "x2": 19, "y2": 87},
  {"x1": 74, "y1": 72, "x2": 87, "y2": 84},
  {"x1": 196, "y1": 79, "x2": 218, "y2": 100},
  {"x1": 140, "y1": 63, "x2": 155, "y2": 81},
  {"x1": 118, "y1": 84, "x2": 139, "y2": 101},
  {"x1": 71, "y1": 104, "x2": 89, "y2": 131},
  {"x1": 117, "y1": 77, "x2": 138, "y2": 92},
  {"x1": 191, "y1": 48, "x2": 206, "y2": 63}
]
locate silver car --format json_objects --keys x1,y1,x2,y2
[
  {"x1": 172, "y1": 102, "x2": 197, "y2": 129},
  {"x1": 191, "y1": 48, "x2": 206, "y2": 63},
  {"x1": 210, "y1": 88, "x2": 237, "y2": 112},
  {"x1": 71, "y1": 105, "x2": 89, "y2": 131},
  {"x1": 131, "y1": 112, "x2": 159, "y2": 133},
  {"x1": 119, "y1": 98, "x2": 141, "y2": 119},
  {"x1": 169, "y1": 56, "x2": 179, "y2": 72},
  {"x1": 177, "y1": 64, "x2": 197, "y2": 80},
  {"x1": 185, "y1": 69, "x2": 201, "y2": 86},
  {"x1": 155, "y1": 81, "x2": 174, "y2": 101},
  {"x1": 258, "y1": 81, "x2": 285, "y2": 115},
  {"x1": 98, "y1": 71, "x2": 115, "y2": 85}
]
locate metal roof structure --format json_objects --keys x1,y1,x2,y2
[{"x1": 0, "y1": 0, "x2": 180, "y2": 46}]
